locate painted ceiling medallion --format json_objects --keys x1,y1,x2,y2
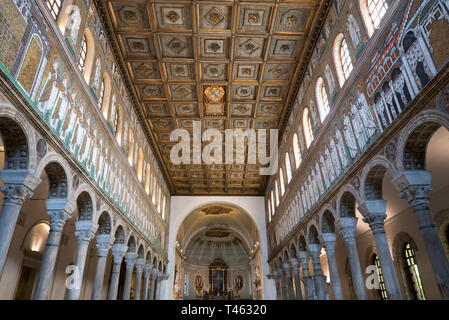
[
  {"x1": 205, "y1": 39, "x2": 224, "y2": 54},
  {"x1": 273, "y1": 39, "x2": 296, "y2": 56},
  {"x1": 155, "y1": 119, "x2": 169, "y2": 128},
  {"x1": 171, "y1": 64, "x2": 190, "y2": 77},
  {"x1": 143, "y1": 85, "x2": 161, "y2": 97},
  {"x1": 244, "y1": 9, "x2": 264, "y2": 26},
  {"x1": 174, "y1": 85, "x2": 191, "y2": 97},
  {"x1": 168, "y1": 38, "x2": 186, "y2": 54},
  {"x1": 167, "y1": 11, "x2": 180, "y2": 22},
  {"x1": 136, "y1": 63, "x2": 153, "y2": 78},
  {"x1": 162, "y1": 7, "x2": 184, "y2": 25},
  {"x1": 240, "y1": 39, "x2": 260, "y2": 55},
  {"x1": 236, "y1": 86, "x2": 252, "y2": 97},
  {"x1": 269, "y1": 64, "x2": 287, "y2": 79},
  {"x1": 205, "y1": 7, "x2": 225, "y2": 26},
  {"x1": 235, "y1": 105, "x2": 249, "y2": 113},
  {"x1": 281, "y1": 10, "x2": 302, "y2": 28},
  {"x1": 119, "y1": 6, "x2": 143, "y2": 25},
  {"x1": 205, "y1": 64, "x2": 223, "y2": 78}
]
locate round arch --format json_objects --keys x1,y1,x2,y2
[{"x1": 167, "y1": 196, "x2": 273, "y2": 300}]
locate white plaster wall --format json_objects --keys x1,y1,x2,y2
[{"x1": 162, "y1": 196, "x2": 276, "y2": 300}]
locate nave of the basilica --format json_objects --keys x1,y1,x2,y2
[{"x1": 1, "y1": 0, "x2": 449, "y2": 301}]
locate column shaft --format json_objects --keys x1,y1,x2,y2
[
  {"x1": 0, "y1": 185, "x2": 32, "y2": 276},
  {"x1": 345, "y1": 239, "x2": 367, "y2": 300},
  {"x1": 142, "y1": 270, "x2": 150, "y2": 300},
  {"x1": 414, "y1": 205, "x2": 449, "y2": 298},
  {"x1": 67, "y1": 239, "x2": 90, "y2": 300},
  {"x1": 33, "y1": 210, "x2": 68, "y2": 300},
  {"x1": 91, "y1": 255, "x2": 108, "y2": 300},
  {"x1": 108, "y1": 262, "x2": 121, "y2": 300},
  {"x1": 290, "y1": 259, "x2": 303, "y2": 300}
]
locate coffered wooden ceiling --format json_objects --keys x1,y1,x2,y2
[{"x1": 95, "y1": 0, "x2": 330, "y2": 196}]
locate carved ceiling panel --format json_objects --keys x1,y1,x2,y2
[{"x1": 98, "y1": 0, "x2": 325, "y2": 195}]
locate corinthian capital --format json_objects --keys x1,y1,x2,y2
[
  {"x1": 400, "y1": 185, "x2": 432, "y2": 207},
  {"x1": 320, "y1": 233, "x2": 337, "y2": 254},
  {"x1": 392, "y1": 171, "x2": 432, "y2": 207},
  {"x1": 47, "y1": 210, "x2": 70, "y2": 232},
  {"x1": 336, "y1": 217, "x2": 357, "y2": 244},
  {"x1": 0, "y1": 184, "x2": 33, "y2": 206}
]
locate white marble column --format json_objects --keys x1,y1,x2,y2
[
  {"x1": 33, "y1": 199, "x2": 73, "y2": 300},
  {"x1": 289, "y1": 258, "x2": 303, "y2": 300},
  {"x1": 91, "y1": 234, "x2": 113, "y2": 300},
  {"x1": 149, "y1": 267, "x2": 158, "y2": 300},
  {"x1": 108, "y1": 243, "x2": 127, "y2": 300},
  {"x1": 298, "y1": 251, "x2": 316, "y2": 300},
  {"x1": 320, "y1": 233, "x2": 343, "y2": 300},
  {"x1": 283, "y1": 263, "x2": 295, "y2": 300},
  {"x1": 359, "y1": 200, "x2": 403, "y2": 300},
  {"x1": 157, "y1": 272, "x2": 169, "y2": 300},
  {"x1": 277, "y1": 267, "x2": 288, "y2": 300},
  {"x1": 308, "y1": 244, "x2": 328, "y2": 300},
  {"x1": 267, "y1": 272, "x2": 281, "y2": 300},
  {"x1": 133, "y1": 258, "x2": 145, "y2": 300},
  {"x1": 123, "y1": 252, "x2": 136, "y2": 300},
  {"x1": 336, "y1": 217, "x2": 367, "y2": 300},
  {"x1": 394, "y1": 171, "x2": 449, "y2": 299},
  {"x1": 0, "y1": 170, "x2": 38, "y2": 277},
  {"x1": 67, "y1": 220, "x2": 98, "y2": 300},
  {"x1": 142, "y1": 264, "x2": 151, "y2": 300}
]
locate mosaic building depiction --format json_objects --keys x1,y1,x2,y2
[{"x1": 0, "y1": 0, "x2": 448, "y2": 301}]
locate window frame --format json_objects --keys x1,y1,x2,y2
[
  {"x1": 78, "y1": 34, "x2": 87, "y2": 72},
  {"x1": 316, "y1": 77, "x2": 330, "y2": 122},
  {"x1": 404, "y1": 243, "x2": 426, "y2": 300},
  {"x1": 46, "y1": 0, "x2": 63, "y2": 20},
  {"x1": 293, "y1": 133, "x2": 301, "y2": 168}
]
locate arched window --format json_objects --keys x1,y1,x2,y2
[
  {"x1": 316, "y1": 77, "x2": 330, "y2": 122},
  {"x1": 285, "y1": 153, "x2": 292, "y2": 183},
  {"x1": 128, "y1": 130, "x2": 134, "y2": 165},
  {"x1": 46, "y1": 0, "x2": 62, "y2": 20},
  {"x1": 334, "y1": 34, "x2": 353, "y2": 87},
  {"x1": 360, "y1": 0, "x2": 389, "y2": 37},
  {"x1": 100, "y1": 74, "x2": 112, "y2": 119},
  {"x1": 303, "y1": 108, "x2": 313, "y2": 148},
  {"x1": 145, "y1": 164, "x2": 151, "y2": 194},
  {"x1": 293, "y1": 134, "x2": 301, "y2": 168},
  {"x1": 137, "y1": 148, "x2": 144, "y2": 181},
  {"x1": 152, "y1": 177, "x2": 157, "y2": 204},
  {"x1": 78, "y1": 30, "x2": 95, "y2": 82},
  {"x1": 275, "y1": 181, "x2": 280, "y2": 207},
  {"x1": 372, "y1": 254, "x2": 388, "y2": 300},
  {"x1": 98, "y1": 80, "x2": 105, "y2": 109},
  {"x1": 161, "y1": 195, "x2": 166, "y2": 220},
  {"x1": 279, "y1": 168, "x2": 285, "y2": 196},
  {"x1": 115, "y1": 109, "x2": 122, "y2": 143},
  {"x1": 157, "y1": 189, "x2": 162, "y2": 213},
  {"x1": 78, "y1": 34, "x2": 87, "y2": 71},
  {"x1": 271, "y1": 191, "x2": 276, "y2": 213},
  {"x1": 403, "y1": 243, "x2": 426, "y2": 300}
]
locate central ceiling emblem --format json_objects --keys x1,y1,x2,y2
[{"x1": 204, "y1": 86, "x2": 225, "y2": 103}]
